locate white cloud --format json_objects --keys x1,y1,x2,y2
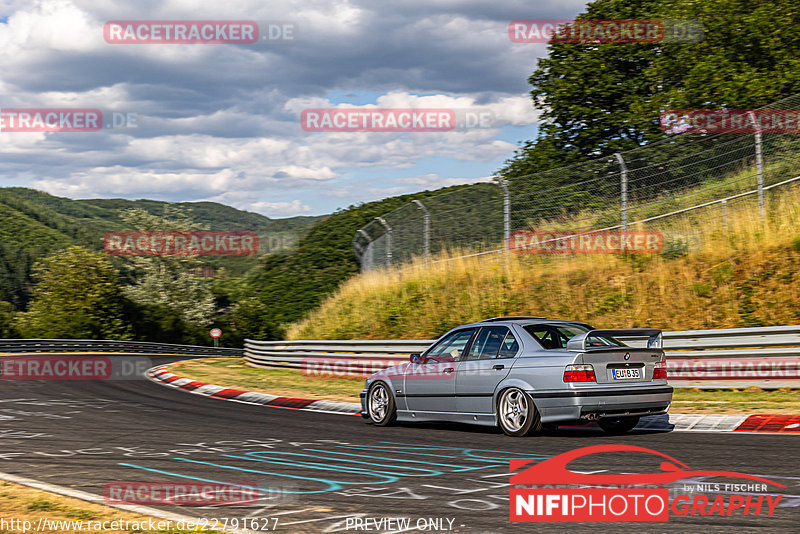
[
  {"x1": 0, "y1": 0, "x2": 588, "y2": 214},
  {"x1": 248, "y1": 199, "x2": 312, "y2": 217},
  {"x1": 393, "y1": 173, "x2": 492, "y2": 187}
]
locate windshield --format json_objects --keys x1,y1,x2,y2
[{"x1": 523, "y1": 323, "x2": 626, "y2": 350}]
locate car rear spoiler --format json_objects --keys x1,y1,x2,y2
[{"x1": 566, "y1": 328, "x2": 662, "y2": 351}]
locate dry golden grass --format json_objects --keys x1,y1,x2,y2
[
  {"x1": 288, "y1": 186, "x2": 800, "y2": 340},
  {"x1": 0, "y1": 481, "x2": 216, "y2": 533}
]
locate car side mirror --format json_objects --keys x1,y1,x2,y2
[{"x1": 410, "y1": 353, "x2": 423, "y2": 364}]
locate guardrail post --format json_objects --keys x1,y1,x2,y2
[
  {"x1": 412, "y1": 199, "x2": 431, "y2": 261},
  {"x1": 494, "y1": 179, "x2": 510, "y2": 250},
  {"x1": 748, "y1": 111, "x2": 765, "y2": 221},
  {"x1": 375, "y1": 217, "x2": 392, "y2": 268}
]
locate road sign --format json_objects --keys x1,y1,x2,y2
[{"x1": 210, "y1": 328, "x2": 222, "y2": 338}]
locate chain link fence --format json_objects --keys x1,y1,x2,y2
[{"x1": 354, "y1": 93, "x2": 800, "y2": 270}]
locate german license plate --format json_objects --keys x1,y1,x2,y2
[{"x1": 612, "y1": 368, "x2": 641, "y2": 380}]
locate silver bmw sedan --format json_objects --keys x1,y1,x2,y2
[{"x1": 361, "y1": 317, "x2": 672, "y2": 436}]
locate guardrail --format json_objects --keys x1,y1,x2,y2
[
  {"x1": 245, "y1": 325, "x2": 800, "y2": 388},
  {"x1": 0, "y1": 339, "x2": 243, "y2": 356}
]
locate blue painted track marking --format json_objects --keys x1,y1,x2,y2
[
  {"x1": 117, "y1": 441, "x2": 548, "y2": 496},
  {"x1": 116, "y1": 463, "x2": 296, "y2": 493},
  {"x1": 244, "y1": 449, "x2": 490, "y2": 474},
  {"x1": 224, "y1": 452, "x2": 437, "y2": 478},
  {"x1": 175, "y1": 457, "x2": 358, "y2": 493},
  {"x1": 298, "y1": 448, "x2": 489, "y2": 471}
]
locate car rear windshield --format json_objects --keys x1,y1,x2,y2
[{"x1": 523, "y1": 323, "x2": 626, "y2": 350}]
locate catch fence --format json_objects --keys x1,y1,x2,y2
[{"x1": 354, "y1": 93, "x2": 800, "y2": 269}]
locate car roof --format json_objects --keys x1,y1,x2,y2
[{"x1": 465, "y1": 317, "x2": 593, "y2": 328}]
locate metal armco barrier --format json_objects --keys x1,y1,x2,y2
[
  {"x1": 245, "y1": 325, "x2": 800, "y2": 388},
  {"x1": 244, "y1": 339, "x2": 430, "y2": 375},
  {"x1": 0, "y1": 339, "x2": 243, "y2": 356}
]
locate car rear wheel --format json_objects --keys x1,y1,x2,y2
[
  {"x1": 598, "y1": 416, "x2": 640, "y2": 434},
  {"x1": 497, "y1": 387, "x2": 541, "y2": 437},
  {"x1": 367, "y1": 382, "x2": 396, "y2": 426}
]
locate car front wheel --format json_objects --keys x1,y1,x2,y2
[
  {"x1": 497, "y1": 387, "x2": 541, "y2": 437},
  {"x1": 367, "y1": 382, "x2": 396, "y2": 426}
]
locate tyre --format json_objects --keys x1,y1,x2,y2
[
  {"x1": 497, "y1": 387, "x2": 542, "y2": 437},
  {"x1": 598, "y1": 416, "x2": 640, "y2": 435},
  {"x1": 367, "y1": 382, "x2": 396, "y2": 426}
]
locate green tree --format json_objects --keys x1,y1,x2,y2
[
  {"x1": 120, "y1": 207, "x2": 216, "y2": 327},
  {"x1": 14, "y1": 247, "x2": 132, "y2": 339},
  {"x1": 500, "y1": 0, "x2": 800, "y2": 178},
  {"x1": 0, "y1": 301, "x2": 18, "y2": 338}
]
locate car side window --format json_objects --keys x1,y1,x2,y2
[
  {"x1": 498, "y1": 331, "x2": 519, "y2": 358},
  {"x1": 466, "y1": 326, "x2": 508, "y2": 360},
  {"x1": 425, "y1": 329, "x2": 476, "y2": 362},
  {"x1": 525, "y1": 326, "x2": 563, "y2": 350}
]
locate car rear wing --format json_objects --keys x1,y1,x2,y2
[{"x1": 566, "y1": 328, "x2": 662, "y2": 351}]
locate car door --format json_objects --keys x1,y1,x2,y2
[
  {"x1": 403, "y1": 328, "x2": 476, "y2": 413},
  {"x1": 455, "y1": 326, "x2": 519, "y2": 414}
]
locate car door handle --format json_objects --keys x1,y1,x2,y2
[
  {"x1": 493, "y1": 364, "x2": 504, "y2": 370},
  {"x1": 443, "y1": 367, "x2": 454, "y2": 373}
]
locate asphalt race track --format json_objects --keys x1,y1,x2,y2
[{"x1": 1, "y1": 354, "x2": 798, "y2": 533}]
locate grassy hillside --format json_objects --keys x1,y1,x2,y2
[
  {"x1": 236, "y1": 184, "x2": 470, "y2": 338},
  {"x1": 287, "y1": 185, "x2": 800, "y2": 340},
  {"x1": 0, "y1": 187, "x2": 322, "y2": 307}
]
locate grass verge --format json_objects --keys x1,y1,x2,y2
[
  {"x1": 168, "y1": 358, "x2": 800, "y2": 414},
  {"x1": 169, "y1": 357, "x2": 363, "y2": 403},
  {"x1": 0, "y1": 480, "x2": 219, "y2": 534}
]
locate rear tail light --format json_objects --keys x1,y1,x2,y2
[
  {"x1": 653, "y1": 359, "x2": 667, "y2": 380},
  {"x1": 563, "y1": 364, "x2": 595, "y2": 382}
]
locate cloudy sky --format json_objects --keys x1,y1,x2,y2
[{"x1": 0, "y1": 0, "x2": 591, "y2": 217}]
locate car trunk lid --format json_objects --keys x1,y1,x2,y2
[{"x1": 567, "y1": 329, "x2": 664, "y2": 384}]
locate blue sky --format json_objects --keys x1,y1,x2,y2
[{"x1": 0, "y1": 0, "x2": 590, "y2": 217}]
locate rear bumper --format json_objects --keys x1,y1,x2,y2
[{"x1": 530, "y1": 385, "x2": 673, "y2": 423}]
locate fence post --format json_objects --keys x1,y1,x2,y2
[
  {"x1": 356, "y1": 229, "x2": 373, "y2": 271},
  {"x1": 375, "y1": 217, "x2": 392, "y2": 268},
  {"x1": 412, "y1": 199, "x2": 430, "y2": 261},
  {"x1": 495, "y1": 179, "x2": 510, "y2": 250},
  {"x1": 614, "y1": 153, "x2": 628, "y2": 231},
  {"x1": 721, "y1": 199, "x2": 728, "y2": 230},
  {"x1": 748, "y1": 111, "x2": 765, "y2": 221}
]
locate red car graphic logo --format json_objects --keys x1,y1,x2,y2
[{"x1": 510, "y1": 444, "x2": 786, "y2": 487}]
